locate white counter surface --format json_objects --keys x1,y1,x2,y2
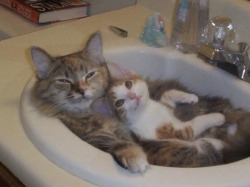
[{"x1": 0, "y1": 5, "x2": 158, "y2": 186}]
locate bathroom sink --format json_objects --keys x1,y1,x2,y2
[{"x1": 20, "y1": 41, "x2": 250, "y2": 187}]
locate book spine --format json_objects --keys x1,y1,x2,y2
[{"x1": 0, "y1": 0, "x2": 40, "y2": 23}]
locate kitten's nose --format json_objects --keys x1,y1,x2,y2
[
  {"x1": 128, "y1": 92, "x2": 141, "y2": 106},
  {"x1": 127, "y1": 92, "x2": 136, "y2": 99}
]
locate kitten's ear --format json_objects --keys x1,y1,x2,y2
[
  {"x1": 90, "y1": 98, "x2": 114, "y2": 117},
  {"x1": 84, "y1": 31, "x2": 105, "y2": 64},
  {"x1": 107, "y1": 62, "x2": 137, "y2": 80},
  {"x1": 31, "y1": 46, "x2": 53, "y2": 79}
]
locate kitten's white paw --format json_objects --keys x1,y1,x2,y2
[
  {"x1": 160, "y1": 90, "x2": 199, "y2": 108},
  {"x1": 114, "y1": 145, "x2": 149, "y2": 173},
  {"x1": 209, "y1": 113, "x2": 226, "y2": 126},
  {"x1": 178, "y1": 93, "x2": 199, "y2": 104},
  {"x1": 126, "y1": 152, "x2": 149, "y2": 173}
]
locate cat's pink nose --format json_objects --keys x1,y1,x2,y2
[
  {"x1": 78, "y1": 84, "x2": 88, "y2": 96},
  {"x1": 128, "y1": 92, "x2": 141, "y2": 106},
  {"x1": 127, "y1": 92, "x2": 137, "y2": 99}
]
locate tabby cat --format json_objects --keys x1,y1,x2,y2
[
  {"x1": 31, "y1": 32, "x2": 148, "y2": 173},
  {"x1": 104, "y1": 75, "x2": 225, "y2": 141}
]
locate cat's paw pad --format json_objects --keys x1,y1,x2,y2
[{"x1": 112, "y1": 145, "x2": 149, "y2": 173}]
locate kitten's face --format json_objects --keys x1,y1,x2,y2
[
  {"x1": 108, "y1": 77, "x2": 149, "y2": 120},
  {"x1": 32, "y1": 32, "x2": 109, "y2": 115}
]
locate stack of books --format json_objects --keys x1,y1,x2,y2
[
  {"x1": 0, "y1": 0, "x2": 90, "y2": 24},
  {"x1": 0, "y1": 0, "x2": 137, "y2": 24}
]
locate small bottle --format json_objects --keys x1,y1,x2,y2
[{"x1": 198, "y1": 0, "x2": 209, "y2": 44}]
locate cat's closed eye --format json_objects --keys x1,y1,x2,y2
[
  {"x1": 56, "y1": 78, "x2": 72, "y2": 84},
  {"x1": 115, "y1": 99, "x2": 125, "y2": 107},
  {"x1": 125, "y1": 80, "x2": 132, "y2": 89}
]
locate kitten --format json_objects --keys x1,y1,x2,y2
[
  {"x1": 106, "y1": 75, "x2": 225, "y2": 141},
  {"x1": 31, "y1": 32, "x2": 149, "y2": 173},
  {"x1": 104, "y1": 75, "x2": 250, "y2": 165},
  {"x1": 92, "y1": 76, "x2": 227, "y2": 167}
]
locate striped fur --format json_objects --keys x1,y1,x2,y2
[{"x1": 139, "y1": 138, "x2": 223, "y2": 167}]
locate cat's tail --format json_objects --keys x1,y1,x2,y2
[{"x1": 139, "y1": 138, "x2": 224, "y2": 167}]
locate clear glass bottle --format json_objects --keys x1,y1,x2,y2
[{"x1": 170, "y1": 0, "x2": 209, "y2": 53}]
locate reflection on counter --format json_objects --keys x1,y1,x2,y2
[{"x1": 0, "y1": 30, "x2": 11, "y2": 41}]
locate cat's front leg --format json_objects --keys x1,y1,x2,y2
[
  {"x1": 160, "y1": 89, "x2": 199, "y2": 108},
  {"x1": 60, "y1": 116, "x2": 149, "y2": 173},
  {"x1": 111, "y1": 142, "x2": 149, "y2": 173}
]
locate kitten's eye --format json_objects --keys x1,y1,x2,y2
[
  {"x1": 115, "y1": 99, "x2": 125, "y2": 108},
  {"x1": 56, "y1": 79, "x2": 71, "y2": 84},
  {"x1": 86, "y1": 72, "x2": 95, "y2": 79},
  {"x1": 125, "y1": 80, "x2": 132, "y2": 89}
]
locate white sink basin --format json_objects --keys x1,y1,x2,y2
[{"x1": 20, "y1": 41, "x2": 250, "y2": 187}]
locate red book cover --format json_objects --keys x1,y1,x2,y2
[{"x1": 0, "y1": 0, "x2": 89, "y2": 24}]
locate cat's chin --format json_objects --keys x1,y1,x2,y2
[
  {"x1": 128, "y1": 100, "x2": 143, "y2": 112},
  {"x1": 68, "y1": 93, "x2": 95, "y2": 104},
  {"x1": 85, "y1": 89, "x2": 104, "y2": 101},
  {"x1": 63, "y1": 99, "x2": 93, "y2": 114},
  {"x1": 64, "y1": 106, "x2": 89, "y2": 114}
]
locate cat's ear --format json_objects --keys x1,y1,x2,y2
[
  {"x1": 84, "y1": 31, "x2": 105, "y2": 64},
  {"x1": 90, "y1": 98, "x2": 114, "y2": 117},
  {"x1": 107, "y1": 62, "x2": 138, "y2": 80},
  {"x1": 31, "y1": 46, "x2": 53, "y2": 79}
]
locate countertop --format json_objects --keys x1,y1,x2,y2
[
  {"x1": 0, "y1": 0, "x2": 136, "y2": 40},
  {"x1": 0, "y1": 5, "x2": 72, "y2": 39},
  {"x1": 0, "y1": 5, "x2": 162, "y2": 186}
]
